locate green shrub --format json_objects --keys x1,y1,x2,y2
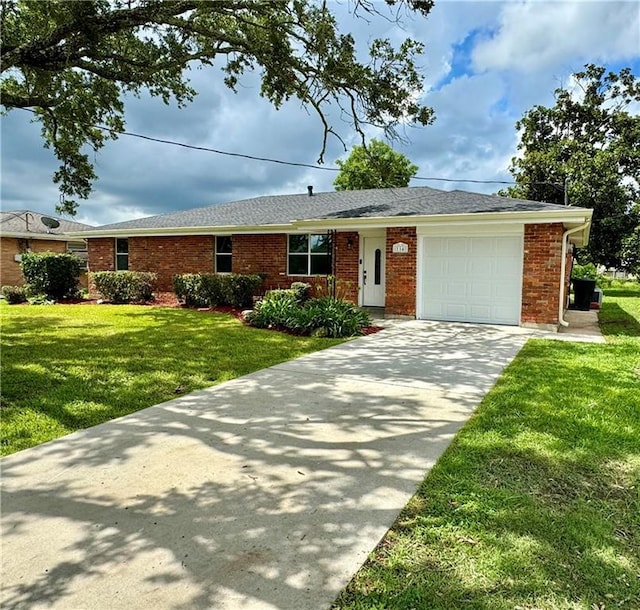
[
  {"x1": 173, "y1": 273, "x2": 217, "y2": 307},
  {"x1": 91, "y1": 271, "x2": 157, "y2": 303},
  {"x1": 245, "y1": 290, "x2": 299, "y2": 329},
  {"x1": 173, "y1": 273, "x2": 262, "y2": 308},
  {"x1": 290, "y1": 282, "x2": 312, "y2": 303},
  {"x1": 247, "y1": 293, "x2": 370, "y2": 338},
  {"x1": 20, "y1": 252, "x2": 82, "y2": 300},
  {"x1": 305, "y1": 296, "x2": 371, "y2": 338},
  {"x1": 223, "y1": 274, "x2": 263, "y2": 308},
  {"x1": 1, "y1": 285, "x2": 27, "y2": 304}
]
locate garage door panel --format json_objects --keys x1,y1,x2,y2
[{"x1": 420, "y1": 234, "x2": 522, "y2": 325}]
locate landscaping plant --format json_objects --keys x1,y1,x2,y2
[
  {"x1": 91, "y1": 271, "x2": 157, "y2": 303},
  {"x1": 173, "y1": 273, "x2": 262, "y2": 308},
  {"x1": 247, "y1": 290, "x2": 371, "y2": 338},
  {"x1": 1, "y1": 285, "x2": 27, "y2": 304},
  {"x1": 20, "y1": 251, "x2": 81, "y2": 301}
]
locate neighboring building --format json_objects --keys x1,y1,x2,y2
[
  {"x1": 73, "y1": 186, "x2": 593, "y2": 330},
  {"x1": 1, "y1": 210, "x2": 93, "y2": 287}
]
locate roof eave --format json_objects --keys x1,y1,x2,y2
[
  {"x1": 0, "y1": 231, "x2": 76, "y2": 241},
  {"x1": 294, "y1": 208, "x2": 594, "y2": 230},
  {"x1": 69, "y1": 223, "x2": 295, "y2": 238}
]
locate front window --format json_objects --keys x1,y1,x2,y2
[
  {"x1": 216, "y1": 236, "x2": 232, "y2": 273},
  {"x1": 288, "y1": 233, "x2": 332, "y2": 275},
  {"x1": 115, "y1": 238, "x2": 128, "y2": 270}
]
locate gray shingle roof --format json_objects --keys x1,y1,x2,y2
[
  {"x1": 1, "y1": 210, "x2": 93, "y2": 236},
  {"x1": 79, "y1": 186, "x2": 582, "y2": 233}
]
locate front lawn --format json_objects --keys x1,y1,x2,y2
[
  {"x1": 0, "y1": 303, "x2": 342, "y2": 455},
  {"x1": 334, "y1": 283, "x2": 640, "y2": 610}
]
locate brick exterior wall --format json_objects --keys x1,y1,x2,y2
[
  {"x1": 87, "y1": 238, "x2": 116, "y2": 272},
  {"x1": 1, "y1": 237, "x2": 67, "y2": 287},
  {"x1": 130, "y1": 236, "x2": 214, "y2": 291},
  {"x1": 87, "y1": 232, "x2": 360, "y2": 301},
  {"x1": 385, "y1": 227, "x2": 417, "y2": 316},
  {"x1": 521, "y1": 223, "x2": 565, "y2": 326},
  {"x1": 88, "y1": 236, "x2": 214, "y2": 291}
]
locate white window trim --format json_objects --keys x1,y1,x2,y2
[{"x1": 287, "y1": 233, "x2": 332, "y2": 276}]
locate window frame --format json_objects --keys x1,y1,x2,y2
[
  {"x1": 115, "y1": 238, "x2": 129, "y2": 271},
  {"x1": 215, "y1": 235, "x2": 233, "y2": 274},
  {"x1": 287, "y1": 233, "x2": 333, "y2": 276}
]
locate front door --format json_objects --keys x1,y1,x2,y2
[{"x1": 362, "y1": 237, "x2": 386, "y2": 307}]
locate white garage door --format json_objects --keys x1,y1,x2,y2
[{"x1": 419, "y1": 234, "x2": 523, "y2": 325}]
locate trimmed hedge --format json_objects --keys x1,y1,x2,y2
[
  {"x1": 20, "y1": 252, "x2": 82, "y2": 301},
  {"x1": 173, "y1": 273, "x2": 262, "y2": 308},
  {"x1": 91, "y1": 271, "x2": 157, "y2": 303},
  {"x1": 2, "y1": 285, "x2": 28, "y2": 304},
  {"x1": 247, "y1": 292, "x2": 370, "y2": 338}
]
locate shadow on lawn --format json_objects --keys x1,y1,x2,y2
[
  {"x1": 0, "y1": 321, "x2": 530, "y2": 609},
  {"x1": 600, "y1": 302, "x2": 640, "y2": 337}
]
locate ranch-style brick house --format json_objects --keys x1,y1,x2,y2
[{"x1": 73, "y1": 186, "x2": 593, "y2": 330}]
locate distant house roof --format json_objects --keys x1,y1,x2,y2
[
  {"x1": 1, "y1": 210, "x2": 93, "y2": 240},
  {"x1": 73, "y1": 186, "x2": 593, "y2": 244}
]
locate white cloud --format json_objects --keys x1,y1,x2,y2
[{"x1": 472, "y1": 1, "x2": 640, "y2": 73}]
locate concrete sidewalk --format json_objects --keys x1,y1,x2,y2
[{"x1": 1, "y1": 321, "x2": 534, "y2": 610}]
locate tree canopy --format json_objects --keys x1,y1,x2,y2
[
  {"x1": 0, "y1": 0, "x2": 435, "y2": 215},
  {"x1": 334, "y1": 138, "x2": 418, "y2": 190},
  {"x1": 502, "y1": 64, "x2": 640, "y2": 268}
]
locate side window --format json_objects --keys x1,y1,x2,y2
[
  {"x1": 115, "y1": 238, "x2": 128, "y2": 270},
  {"x1": 216, "y1": 236, "x2": 232, "y2": 273}
]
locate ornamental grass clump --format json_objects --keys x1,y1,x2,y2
[{"x1": 247, "y1": 290, "x2": 370, "y2": 338}]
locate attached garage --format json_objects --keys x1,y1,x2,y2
[{"x1": 417, "y1": 228, "x2": 524, "y2": 325}]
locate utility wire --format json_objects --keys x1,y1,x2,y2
[{"x1": 15, "y1": 106, "x2": 564, "y2": 188}]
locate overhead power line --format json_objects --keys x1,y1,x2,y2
[{"x1": 15, "y1": 106, "x2": 564, "y2": 188}]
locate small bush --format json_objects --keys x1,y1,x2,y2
[
  {"x1": 223, "y1": 274, "x2": 263, "y2": 308},
  {"x1": 290, "y1": 282, "x2": 312, "y2": 303},
  {"x1": 20, "y1": 252, "x2": 81, "y2": 300},
  {"x1": 91, "y1": 271, "x2": 157, "y2": 303},
  {"x1": 247, "y1": 293, "x2": 370, "y2": 338},
  {"x1": 245, "y1": 290, "x2": 299, "y2": 329},
  {"x1": 173, "y1": 273, "x2": 262, "y2": 308},
  {"x1": 305, "y1": 297, "x2": 371, "y2": 338},
  {"x1": 1, "y1": 285, "x2": 27, "y2": 304}
]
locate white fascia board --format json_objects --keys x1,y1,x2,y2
[
  {"x1": 1, "y1": 232, "x2": 71, "y2": 241},
  {"x1": 69, "y1": 223, "x2": 296, "y2": 238},
  {"x1": 293, "y1": 208, "x2": 594, "y2": 231}
]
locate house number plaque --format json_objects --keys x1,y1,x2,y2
[{"x1": 392, "y1": 242, "x2": 409, "y2": 254}]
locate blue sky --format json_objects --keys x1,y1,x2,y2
[{"x1": 1, "y1": 0, "x2": 639, "y2": 227}]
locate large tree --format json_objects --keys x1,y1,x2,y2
[
  {"x1": 334, "y1": 138, "x2": 418, "y2": 190},
  {"x1": 503, "y1": 64, "x2": 640, "y2": 267},
  {"x1": 0, "y1": 0, "x2": 435, "y2": 215}
]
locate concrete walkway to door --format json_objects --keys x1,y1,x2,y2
[{"x1": 1, "y1": 321, "x2": 535, "y2": 610}]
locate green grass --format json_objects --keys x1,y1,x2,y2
[
  {"x1": 0, "y1": 302, "x2": 342, "y2": 455},
  {"x1": 334, "y1": 283, "x2": 640, "y2": 610}
]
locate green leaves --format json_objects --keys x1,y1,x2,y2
[
  {"x1": 334, "y1": 138, "x2": 419, "y2": 190},
  {"x1": 1, "y1": 0, "x2": 433, "y2": 214},
  {"x1": 505, "y1": 64, "x2": 640, "y2": 267}
]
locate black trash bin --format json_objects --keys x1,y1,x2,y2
[{"x1": 572, "y1": 278, "x2": 596, "y2": 311}]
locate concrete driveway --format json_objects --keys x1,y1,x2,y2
[{"x1": 1, "y1": 321, "x2": 533, "y2": 610}]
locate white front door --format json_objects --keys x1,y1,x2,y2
[{"x1": 362, "y1": 237, "x2": 386, "y2": 307}]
